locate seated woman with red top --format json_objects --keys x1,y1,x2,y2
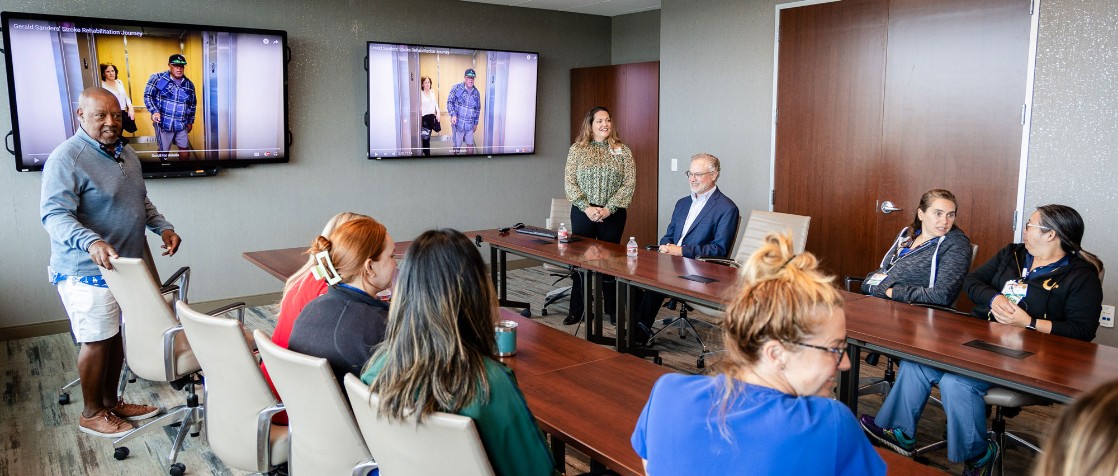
[{"x1": 260, "y1": 212, "x2": 368, "y2": 423}]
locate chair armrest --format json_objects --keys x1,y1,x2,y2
[
  {"x1": 843, "y1": 276, "x2": 865, "y2": 293},
  {"x1": 206, "y1": 302, "x2": 247, "y2": 324},
  {"x1": 161, "y1": 266, "x2": 191, "y2": 303},
  {"x1": 352, "y1": 460, "x2": 379, "y2": 476},
  {"x1": 256, "y1": 402, "x2": 287, "y2": 471},
  {"x1": 161, "y1": 325, "x2": 187, "y2": 380},
  {"x1": 696, "y1": 257, "x2": 739, "y2": 268},
  {"x1": 913, "y1": 302, "x2": 969, "y2": 316}
]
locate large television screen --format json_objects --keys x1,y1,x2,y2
[
  {"x1": 1, "y1": 11, "x2": 288, "y2": 174},
  {"x1": 367, "y1": 41, "x2": 537, "y2": 159}
]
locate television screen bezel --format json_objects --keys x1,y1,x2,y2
[
  {"x1": 365, "y1": 40, "x2": 539, "y2": 160},
  {"x1": 1, "y1": 10, "x2": 291, "y2": 174}
]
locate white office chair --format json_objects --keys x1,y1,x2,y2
[
  {"x1": 58, "y1": 244, "x2": 177, "y2": 406},
  {"x1": 99, "y1": 257, "x2": 243, "y2": 475},
  {"x1": 254, "y1": 330, "x2": 376, "y2": 476},
  {"x1": 650, "y1": 211, "x2": 810, "y2": 368},
  {"x1": 343, "y1": 374, "x2": 496, "y2": 476},
  {"x1": 540, "y1": 197, "x2": 574, "y2": 316},
  {"x1": 177, "y1": 302, "x2": 289, "y2": 475}
]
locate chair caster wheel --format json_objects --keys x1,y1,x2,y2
[
  {"x1": 520, "y1": 308, "x2": 531, "y2": 318},
  {"x1": 169, "y1": 462, "x2": 186, "y2": 476},
  {"x1": 58, "y1": 393, "x2": 70, "y2": 405},
  {"x1": 542, "y1": 309, "x2": 549, "y2": 316},
  {"x1": 114, "y1": 447, "x2": 130, "y2": 460},
  {"x1": 652, "y1": 356, "x2": 663, "y2": 365},
  {"x1": 697, "y1": 356, "x2": 706, "y2": 369}
]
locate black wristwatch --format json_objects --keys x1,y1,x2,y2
[{"x1": 1026, "y1": 317, "x2": 1037, "y2": 330}]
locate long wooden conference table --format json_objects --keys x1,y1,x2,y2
[{"x1": 244, "y1": 237, "x2": 944, "y2": 475}]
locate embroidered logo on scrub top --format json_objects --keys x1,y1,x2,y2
[{"x1": 1042, "y1": 278, "x2": 1059, "y2": 291}]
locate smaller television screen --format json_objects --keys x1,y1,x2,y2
[
  {"x1": 1, "y1": 11, "x2": 288, "y2": 173},
  {"x1": 367, "y1": 41, "x2": 538, "y2": 159}
]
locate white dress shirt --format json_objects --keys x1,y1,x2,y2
[{"x1": 677, "y1": 186, "x2": 717, "y2": 245}]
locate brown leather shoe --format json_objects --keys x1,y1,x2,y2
[
  {"x1": 111, "y1": 401, "x2": 161, "y2": 420},
  {"x1": 79, "y1": 409, "x2": 133, "y2": 438}
]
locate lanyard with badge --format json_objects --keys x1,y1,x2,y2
[
  {"x1": 866, "y1": 230, "x2": 940, "y2": 287},
  {"x1": 1001, "y1": 273, "x2": 1028, "y2": 305}
]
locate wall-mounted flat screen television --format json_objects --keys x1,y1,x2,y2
[
  {"x1": 1, "y1": 11, "x2": 288, "y2": 175},
  {"x1": 367, "y1": 41, "x2": 537, "y2": 159}
]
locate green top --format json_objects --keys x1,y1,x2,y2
[
  {"x1": 563, "y1": 141, "x2": 636, "y2": 213},
  {"x1": 361, "y1": 356, "x2": 555, "y2": 476}
]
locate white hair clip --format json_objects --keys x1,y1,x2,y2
[{"x1": 310, "y1": 250, "x2": 342, "y2": 285}]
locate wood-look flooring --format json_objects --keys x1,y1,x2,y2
[{"x1": 0, "y1": 266, "x2": 1055, "y2": 475}]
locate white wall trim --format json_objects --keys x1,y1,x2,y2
[{"x1": 1015, "y1": 0, "x2": 1043, "y2": 238}]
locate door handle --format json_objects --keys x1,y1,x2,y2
[{"x1": 880, "y1": 200, "x2": 903, "y2": 214}]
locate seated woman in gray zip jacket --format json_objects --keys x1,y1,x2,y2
[{"x1": 860, "y1": 189, "x2": 973, "y2": 306}]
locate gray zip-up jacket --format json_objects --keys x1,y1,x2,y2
[{"x1": 861, "y1": 227, "x2": 972, "y2": 306}]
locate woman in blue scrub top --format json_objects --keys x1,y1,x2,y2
[{"x1": 631, "y1": 232, "x2": 886, "y2": 476}]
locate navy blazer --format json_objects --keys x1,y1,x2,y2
[{"x1": 659, "y1": 188, "x2": 740, "y2": 259}]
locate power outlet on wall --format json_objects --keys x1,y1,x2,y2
[
  {"x1": 671, "y1": 158, "x2": 678, "y2": 172},
  {"x1": 1101, "y1": 305, "x2": 1115, "y2": 328}
]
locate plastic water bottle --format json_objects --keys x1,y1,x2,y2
[
  {"x1": 627, "y1": 237, "x2": 638, "y2": 257},
  {"x1": 557, "y1": 223, "x2": 569, "y2": 243}
]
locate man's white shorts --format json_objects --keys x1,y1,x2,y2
[{"x1": 57, "y1": 278, "x2": 120, "y2": 343}]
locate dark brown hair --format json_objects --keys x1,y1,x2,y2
[{"x1": 1036, "y1": 204, "x2": 1104, "y2": 281}]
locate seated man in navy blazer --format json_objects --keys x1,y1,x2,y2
[{"x1": 634, "y1": 153, "x2": 739, "y2": 344}]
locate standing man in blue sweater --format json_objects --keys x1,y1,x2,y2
[{"x1": 41, "y1": 87, "x2": 182, "y2": 438}]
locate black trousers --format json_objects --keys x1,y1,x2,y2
[
  {"x1": 634, "y1": 289, "x2": 667, "y2": 329},
  {"x1": 567, "y1": 206, "x2": 626, "y2": 318},
  {"x1": 421, "y1": 114, "x2": 438, "y2": 156}
]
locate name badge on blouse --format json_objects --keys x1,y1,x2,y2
[
  {"x1": 1001, "y1": 280, "x2": 1027, "y2": 305},
  {"x1": 610, "y1": 147, "x2": 623, "y2": 155},
  {"x1": 865, "y1": 273, "x2": 887, "y2": 286}
]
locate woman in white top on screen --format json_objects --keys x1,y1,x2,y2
[
  {"x1": 99, "y1": 63, "x2": 135, "y2": 133},
  {"x1": 419, "y1": 76, "x2": 440, "y2": 157}
]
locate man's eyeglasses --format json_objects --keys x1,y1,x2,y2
[
  {"x1": 1025, "y1": 222, "x2": 1051, "y2": 231},
  {"x1": 785, "y1": 341, "x2": 847, "y2": 366},
  {"x1": 685, "y1": 171, "x2": 715, "y2": 179}
]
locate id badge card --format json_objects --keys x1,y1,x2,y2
[
  {"x1": 1001, "y1": 280, "x2": 1027, "y2": 305},
  {"x1": 865, "y1": 273, "x2": 887, "y2": 286}
]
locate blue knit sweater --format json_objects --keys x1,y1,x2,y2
[{"x1": 41, "y1": 129, "x2": 174, "y2": 277}]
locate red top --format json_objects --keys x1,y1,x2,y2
[
  {"x1": 261, "y1": 272, "x2": 328, "y2": 424},
  {"x1": 271, "y1": 272, "x2": 329, "y2": 348}
]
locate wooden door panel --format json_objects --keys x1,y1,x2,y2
[
  {"x1": 774, "y1": 0, "x2": 888, "y2": 277},
  {"x1": 878, "y1": 0, "x2": 1031, "y2": 274},
  {"x1": 570, "y1": 62, "x2": 660, "y2": 246}
]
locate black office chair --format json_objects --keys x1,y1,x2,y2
[{"x1": 540, "y1": 198, "x2": 574, "y2": 317}]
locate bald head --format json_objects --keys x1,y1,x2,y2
[{"x1": 76, "y1": 87, "x2": 122, "y2": 145}]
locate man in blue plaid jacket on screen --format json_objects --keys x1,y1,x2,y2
[
  {"x1": 446, "y1": 68, "x2": 481, "y2": 155},
  {"x1": 144, "y1": 54, "x2": 196, "y2": 161}
]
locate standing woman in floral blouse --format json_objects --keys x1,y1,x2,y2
[{"x1": 562, "y1": 106, "x2": 636, "y2": 325}]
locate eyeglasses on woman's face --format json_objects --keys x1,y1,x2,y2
[
  {"x1": 1025, "y1": 222, "x2": 1051, "y2": 232},
  {"x1": 785, "y1": 341, "x2": 847, "y2": 367}
]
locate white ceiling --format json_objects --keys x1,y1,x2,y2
[{"x1": 461, "y1": 0, "x2": 661, "y2": 17}]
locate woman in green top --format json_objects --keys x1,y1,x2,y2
[
  {"x1": 562, "y1": 106, "x2": 636, "y2": 325},
  {"x1": 360, "y1": 228, "x2": 555, "y2": 476}
]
